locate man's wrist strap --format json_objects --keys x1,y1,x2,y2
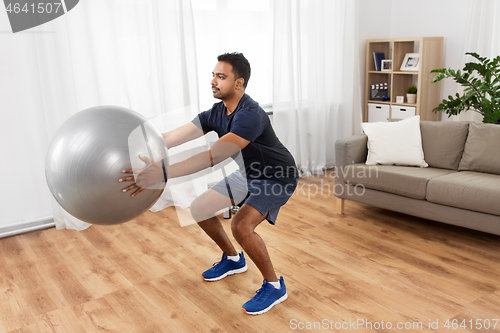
[{"x1": 161, "y1": 160, "x2": 168, "y2": 182}]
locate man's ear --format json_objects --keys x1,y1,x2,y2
[{"x1": 236, "y1": 77, "x2": 245, "y2": 90}]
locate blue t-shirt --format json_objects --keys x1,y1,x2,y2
[{"x1": 193, "y1": 94, "x2": 298, "y2": 180}]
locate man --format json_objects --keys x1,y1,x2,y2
[{"x1": 119, "y1": 53, "x2": 298, "y2": 315}]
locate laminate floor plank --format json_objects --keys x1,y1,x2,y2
[
  {"x1": 35, "y1": 305, "x2": 87, "y2": 333},
  {"x1": 72, "y1": 298, "x2": 135, "y2": 332},
  {"x1": 6, "y1": 324, "x2": 41, "y2": 333}
]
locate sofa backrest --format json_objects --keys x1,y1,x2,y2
[{"x1": 420, "y1": 121, "x2": 469, "y2": 170}]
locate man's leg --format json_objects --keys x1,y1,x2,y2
[
  {"x1": 191, "y1": 188, "x2": 238, "y2": 256},
  {"x1": 232, "y1": 203, "x2": 289, "y2": 315},
  {"x1": 230, "y1": 204, "x2": 277, "y2": 282},
  {"x1": 198, "y1": 216, "x2": 238, "y2": 256}
]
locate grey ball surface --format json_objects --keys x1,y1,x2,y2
[{"x1": 45, "y1": 105, "x2": 167, "y2": 225}]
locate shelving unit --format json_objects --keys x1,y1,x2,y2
[{"x1": 364, "y1": 37, "x2": 444, "y2": 122}]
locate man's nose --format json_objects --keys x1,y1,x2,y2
[{"x1": 211, "y1": 77, "x2": 217, "y2": 86}]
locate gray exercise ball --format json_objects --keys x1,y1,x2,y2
[{"x1": 45, "y1": 105, "x2": 167, "y2": 225}]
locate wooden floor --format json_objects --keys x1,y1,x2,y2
[{"x1": 1, "y1": 173, "x2": 500, "y2": 333}]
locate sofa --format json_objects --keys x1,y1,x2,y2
[{"x1": 335, "y1": 120, "x2": 500, "y2": 236}]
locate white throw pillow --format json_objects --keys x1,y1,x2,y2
[{"x1": 361, "y1": 116, "x2": 428, "y2": 167}]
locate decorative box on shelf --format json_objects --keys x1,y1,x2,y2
[
  {"x1": 368, "y1": 103, "x2": 390, "y2": 122},
  {"x1": 370, "y1": 83, "x2": 390, "y2": 101},
  {"x1": 391, "y1": 105, "x2": 416, "y2": 120}
]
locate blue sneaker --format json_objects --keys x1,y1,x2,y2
[
  {"x1": 242, "y1": 276, "x2": 288, "y2": 315},
  {"x1": 202, "y1": 252, "x2": 247, "y2": 281}
]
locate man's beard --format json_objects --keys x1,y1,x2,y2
[
  {"x1": 212, "y1": 87, "x2": 221, "y2": 99},
  {"x1": 212, "y1": 87, "x2": 232, "y2": 100}
]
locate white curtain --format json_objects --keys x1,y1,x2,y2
[
  {"x1": 272, "y1": 0, "x2": 362, "y2": 176},
  {"x1": 0, "y1": 0, "x2": 199, "y2": 231},
  {"x1": 457, "y1": 0, "x2": 500, "y2": 122}
]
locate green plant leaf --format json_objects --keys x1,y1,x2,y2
[{"x1": 431, "y1": 73, "x2": 445, "y2": 83}]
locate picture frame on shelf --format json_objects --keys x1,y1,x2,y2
[
  {"x1": 400, "y1": 53, "x2": 420, "y2": 71},
  {"x1": 381, "y1": 60, "x2": 392, "y2": 71},
  {"x1": 396, "y1": 96, "x2": 404, "y2": 103}
]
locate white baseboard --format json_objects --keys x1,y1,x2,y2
[{"x1": 0, "y1": 217, "x2": 55, "y2": 239}]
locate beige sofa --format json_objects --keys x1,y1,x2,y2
[{"x1": 335, "y1": 121, "x2": 500, "y2": 236}]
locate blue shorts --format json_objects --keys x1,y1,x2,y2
[{"x1": 211, "y1": 170, "x2": 298, "y2": 225}]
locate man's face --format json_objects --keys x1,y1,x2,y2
[{"x1": 211, "y1": 61, "x2": 240, "y2": 100}]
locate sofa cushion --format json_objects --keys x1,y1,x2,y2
[
  {"x1": 420, "y1": 121, "x2": 469, "y2": 170},
  {"x1": 343, "y1": 164, "x2": 455, "y2": 199},
  {"x1": 459, "y1": 122, "x2": 500, "y2": 175},
  {"x1": 361, "y1": 116, "x2": 428, "y2": 167},
  {"x1": 426, "y1": 171, "x2": 500, "y2": 216}
]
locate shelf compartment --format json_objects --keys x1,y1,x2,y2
[
  {"x1": 367, "y1": 72, "x2": 390, "y2": 86},
  {"x1": 391, "y1": 74, "x2": 417, "y2": 104},
  {"x1": 393, "y1": 41, "x2": 416, "y2": 72},
  {"x1": 367, "y1": 42, "x2": 391, "y2": 72}
]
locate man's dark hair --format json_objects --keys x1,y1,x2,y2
[{"x1": 217, "y1": 52, "x2": 251, "y2": 88}]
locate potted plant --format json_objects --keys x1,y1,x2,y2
[
  {"x1": 406, "y1": 85, "x2": 417, "y2": 104},
  {"x1": 431, "y1": 52, "x2": 500, "y2": 123}
]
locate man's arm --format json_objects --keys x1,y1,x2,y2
[
  {"x1": 162, "y1": 122, "x2": 205, "y2": 149},
  {"x1": 167, "y1": 132, "x2": 249, "y2": 178},
  {"x1": 120, "y1": 132, "x2": 250, "y2": 196}
]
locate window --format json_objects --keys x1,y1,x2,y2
[{"x1": 192, "y1": 0, "x2": 273, "y2": 110}]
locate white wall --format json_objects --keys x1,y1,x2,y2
[{"x1": 357, "y1": 0, "x2": 473, "y2": 120}]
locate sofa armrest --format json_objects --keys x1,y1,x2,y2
[{"x1": 335, "y1": 134, "x2": 368, "y2": 184}]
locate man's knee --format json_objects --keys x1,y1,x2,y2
[
  {"x1": 190, "y1": 190, "x2": 231, "y2": 222},
  {"x1": 190, "y1": 195, "x2": 212, "y2": 222},
  {"x1": 231, "y1": 217, "x2": 254, "y2": 244}
]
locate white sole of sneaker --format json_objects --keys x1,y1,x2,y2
[
  {"x1": 242, "y1": 292, "x2": 288, "y2": 315},
  {"x1": 203, "y1": 265, "x2": 248, "y2": 281}
]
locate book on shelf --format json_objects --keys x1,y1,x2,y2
[{"x1": 373, "y1": 52, "x2": 385, "y2": 71}]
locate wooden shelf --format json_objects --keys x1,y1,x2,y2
[
  {"x1": 369, "y1": 71, "x2": 418, "y2": 75},
  {"x1": 392, "y1": 103, "x2": 417, "y2": 107},
  {"x1": 364, "y1": 37, "x2": 444, "y2": 122},
  {"x1": 367, "y1": 100, "x2": 390, "y2": 104},
  {"x1": 392, "y1": 71, "x2": 419, "y2": 75}
]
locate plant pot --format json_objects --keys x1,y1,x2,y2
[{"x1": 407, "y1": 93, "x2": 416, "y2": 104}]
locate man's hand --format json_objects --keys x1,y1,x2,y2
[{"x1": 119, "y1": 155, "x2": 167, "y2": 197}]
